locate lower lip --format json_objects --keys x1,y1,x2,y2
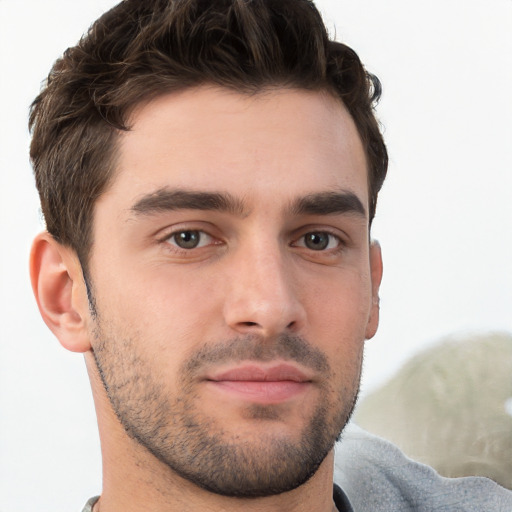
[{"x1": 207, "y1": 380, "x2": 310, "y2": 403}]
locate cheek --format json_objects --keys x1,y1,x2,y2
[
  {"x1": 301, "y1": 269, "x2": 370, "y2": 387},
  {"x1": 305, "y1": 268, "x2": 372, "y2": 341},
  {"x1": 91, "y1": 263, "x2": 222, "y2": 355}
]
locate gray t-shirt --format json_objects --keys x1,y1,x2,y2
[
  {"x1": 335, "y1": 424, "x2": 512, "y2": 511},
  {"x1": 82, "y1": 496, "x2": 99, "y2": 512},
  {"x1": 81, "y1": 425, "x2": 512, "y2": 511}
]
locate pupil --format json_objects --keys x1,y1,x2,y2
[
  {"x1": 176, "y1": 231, "x2": 200, "y2": 249},
  {"x1": 305, "y1": 233, "x2": 329, "y2": 250}
]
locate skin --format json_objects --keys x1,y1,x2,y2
[{"x1": 31, "y1": 86, "x2": 382, "y2": 512}]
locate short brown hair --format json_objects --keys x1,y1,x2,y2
[{"x1": 29, "y1": 0, "x2": 388, "y2": 268}]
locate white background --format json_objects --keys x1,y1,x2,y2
[{"x1": 0, "y1": 0, "x2": 511, "y2": 510}]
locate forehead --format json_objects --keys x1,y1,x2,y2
[{"x1": 101, "y1": 86, "x2": 368, "y2": 216}]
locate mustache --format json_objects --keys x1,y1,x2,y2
[{"x1": 182, "y1": 333, "x2": 330, "y2": 376}]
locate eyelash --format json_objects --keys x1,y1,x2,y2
[
  {"x1": 161, "y1": 229, "x2": 218, "y2": 252},
  {"x1": 159, "y1": 228, "x2": 345, "y2": 255},
  {"x1": 292, "y1": 231, "x2": 344, "y2": 252}
]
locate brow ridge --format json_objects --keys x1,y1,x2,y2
[
  {"x1": 130, "y1": 188, "x2": 247, "y2": 216},
  {"x1": 130, "y1": 187, "x2": 366, "y2": 220},
  {"x1": 290, "y1": 191, "x2": 366, "y2": 218}
]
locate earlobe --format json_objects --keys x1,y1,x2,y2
[
  {"x1": 30, "y1": 232, "x2": 92, "y2": 353},
  {"x1": 365, "y1": 240, "x2": 383, "y2": 340}
]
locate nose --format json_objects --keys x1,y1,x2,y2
[{"x1": 222, "y1": 243, "x2": 306, "y2": 338}]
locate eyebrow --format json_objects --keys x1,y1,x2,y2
[
  {"x1": 129, "y1": 187, "x2": 366, "y2": 220},
  {"x1": 290, "y1": 191, "x2": 366, "y2": 218},
  {"x1": 130, "y1": 188, "x2": 247, "y2": 217}
]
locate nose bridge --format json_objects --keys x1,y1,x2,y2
[{"x1": 223, "y1": 235, "x2": 304, "y2": 336}]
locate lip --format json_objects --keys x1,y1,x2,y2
[
  {"x1": 205, "y1": 363, "x2": 313, "y2": 404},
  {"x1": 208, "y1": 363, "x2": 312, "y2": 382}
]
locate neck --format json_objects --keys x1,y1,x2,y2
[
  {"x1": 96, "y1": 410, "x2": 337, "y2": 512},
  {"x1": 96, "y1": 455, "x2": 337, "y2": 512}
]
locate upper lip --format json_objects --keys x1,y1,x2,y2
[{"x1": 207, "y1": 363, "x2": 312, "y2": 383}]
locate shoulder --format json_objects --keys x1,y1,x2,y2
[{"x1": 334, "y1": 424, "x2": 512, "y2": 512}]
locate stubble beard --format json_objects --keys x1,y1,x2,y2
[{"x1": 92, "y1": 321, "x2": 362, "y2": 498}]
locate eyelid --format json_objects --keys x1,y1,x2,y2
[
  {"x1": 292, "y1": 231, "x2": 343, "y2": 250},
  {"x1": 156, "y1": 221, "x2": 216, "y2": 239},
  {"x1": 291, "y1": 225, "x2": 347, "y2": 246},
  {"x1": 166, "y1": 230, "x2": 213, "y2": 249},
  {"x1": 156, "y1": 222, "x2": 223, "y2": 251}
]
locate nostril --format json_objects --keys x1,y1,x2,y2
[{"x1": 239, "y1": 321, "x2": 296, "y2": 329}]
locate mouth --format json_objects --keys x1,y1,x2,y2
[{"x1": 205, "y1": 363, "x2": 313, "y2": 404}]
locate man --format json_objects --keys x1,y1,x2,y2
[{"x1": 28, "y1": 1, "x2": 511, "y2": 511}]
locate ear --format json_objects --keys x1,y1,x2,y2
[
  {"x1": 30, "y1": 232, "x2": 92, "y2": 353},
  {"x1": 365, "y1": 240, "x2": 383, "y2": 340}
]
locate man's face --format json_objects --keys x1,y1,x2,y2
[{"x1": 87, "y1": 87, "x2": 381, "y2": 497}]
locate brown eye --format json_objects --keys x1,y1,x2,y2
[{"x1": 303, "y1": 232, "x2": 332, "y2": 251}]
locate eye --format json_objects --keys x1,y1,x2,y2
[
  {"x1": 167, "y1": 230, "x2": 213, "y2": 249},
  {"x1": 296, "y1": 231, "x2": 341, "y2": 251}
]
